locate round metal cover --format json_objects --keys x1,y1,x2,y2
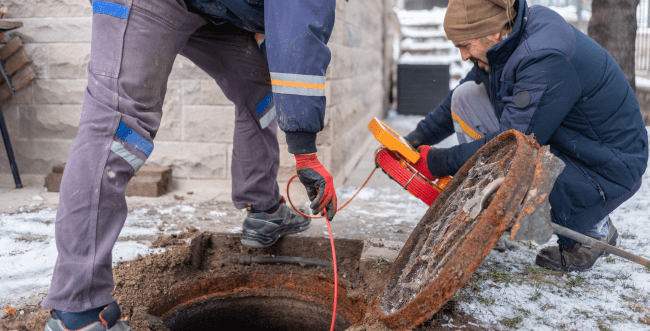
[{"x1": 368, "y1": 130, "x2": 540, "y2": 330}]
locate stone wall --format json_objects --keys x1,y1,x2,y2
[{"x1": 0, "y1": 0, "x2": 401, "y2": 185}]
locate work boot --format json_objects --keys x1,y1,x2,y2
[
  {"x1": 535, "y1": 221, "x2": 618, "y2": 272},
  {"x1": 44, "y1": 302, "x2": 131, "y2": 331},
  {"x1": 241, "y1": 197, "x2": 310, "y2": 248}
]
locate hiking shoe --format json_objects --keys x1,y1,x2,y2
[
  {"x1": 45, "y1": 302, "x2": 131, "y2": 331},
  {"x1": 241, "y1": 197, "x2": 310, "y2": 248},
  {"x1": 535, "y1": 222, "x2": 618, "y2": 272}
]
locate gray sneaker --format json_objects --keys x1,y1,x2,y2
[
  {"x1": 535, "y1": 222, "x2": 618, "y2": 272},
  {"x1": 44, "y1": 302, "x2": 131, "y2": 331},
  {"x1": 241, "y1": 197, "x2": 310, "y2": 248}
]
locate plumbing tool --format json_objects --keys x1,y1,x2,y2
[{"x1": 369, "y1": 117, "x2": 451, "y2": 205}]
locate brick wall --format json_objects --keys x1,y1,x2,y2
[{"x1": 0, "y1": 0, "x2": 401, "y2": 185}]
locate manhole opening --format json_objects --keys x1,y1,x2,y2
[
  {"x1": 162, "y1": 296, "x2": 353, "y2": 331},
  {"x1": 149, "y1": 273, "x2": 366, "y2": 331}
]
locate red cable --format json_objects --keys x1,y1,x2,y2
[
  {"x1": 326, "y1": 218, "x2": 337, "y2": 331},
  {"x1": 286, "y1": 168, "x2": 376, "y2": 331}
]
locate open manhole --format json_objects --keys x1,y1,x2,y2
[
  {"x1": 143, "y1": 234, "x2": 367, "y2": 331},
  {"x1": 367, "y1": 130, "x2": 543, "y2": 330},
  {"x1": 148, "y1": 273, "x2": 365, "y2": 331}
]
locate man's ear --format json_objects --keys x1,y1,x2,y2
[{"x1": 488, "y1": 31, "x2": 502, "y2": 43}]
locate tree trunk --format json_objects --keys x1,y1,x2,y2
[{"x1": 588, "y1": 0, "x2": 639, "y2": 92}]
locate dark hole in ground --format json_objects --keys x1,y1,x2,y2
[{"x1": 163, "y1": 296, "x2": 351, "y2": 331}]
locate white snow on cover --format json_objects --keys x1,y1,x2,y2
[{"x1": 455, "y1": 162, "x2": 650, "y2": 330}]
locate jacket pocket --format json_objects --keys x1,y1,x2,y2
[{"x1": 131, "y1": 0, "x2": 189, "y2": 30}]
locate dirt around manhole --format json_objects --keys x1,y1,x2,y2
[{"x1": 0, "y1": 229, "x2": 484, "y2": 331}]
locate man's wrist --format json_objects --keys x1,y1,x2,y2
[
  {"x1": 285, "y1": 131, "x2": 317, "y2": 154},
  {"x1": 426, "y1": 147, "x2": 450, "y2": 178},
  {"x1": 405, "y1": 129, "x2": 426, "y2": 148}
]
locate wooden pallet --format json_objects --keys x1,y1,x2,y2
[
  {"x1": 0, "y1": 18, "x2": 36, "y2": 188},
  {"x1": 0, "y1": 34, "x2": 36, "y2": 101}
]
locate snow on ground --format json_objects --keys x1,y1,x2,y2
[
  {"x1": 0, "y1": 204, "x2": 194, "y2": 309},
  {"x1": 452, "y1": 169, "x2": 650, "y2": 330}
]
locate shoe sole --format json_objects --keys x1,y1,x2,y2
[
  {"x1": 241, "y1": 221, "x2": 311, "y2": 248},
  {"x1": 535, "y1": 229, "x2": 619, "y2": 272}
]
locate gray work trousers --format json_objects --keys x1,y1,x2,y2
[{"x1": 42, "y1": 0, "x2": 280, "y2": 312}]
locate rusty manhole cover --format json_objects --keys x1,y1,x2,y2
[{"x1": 368, "y1": 130, "x2": 541, "y2": 330}]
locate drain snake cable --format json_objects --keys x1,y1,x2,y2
[{"x1": 286, "y1": 168, "x2": 377, "y2": 331}]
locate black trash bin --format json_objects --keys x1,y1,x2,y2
[{"x1": 397, "y1": 63, "x2": 450, "y2": 116}]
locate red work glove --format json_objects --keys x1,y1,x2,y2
[
  {"x1": 411, "y1": 145, "x2": 448, "y2": 180},
  {"x1": 295, "y1": 153, "x2": 338, "y2": 221}
]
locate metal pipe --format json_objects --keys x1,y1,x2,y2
[
  {"x1": 222, "y1": 256, "x2": 332, "y2": 267},
  {"x1": 552, "y1": 223, "x2": 650, "y2": 268},
  {"x1": 0, "y1": 106, "x2": 22, "y2": 188}
]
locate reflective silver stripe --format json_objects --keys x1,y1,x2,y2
[
  {"x1": 259, "y1": 106, "x2": 276, "y2": 129},
  {"x1": 272, "y1": 85, "x2": 325, "y2": 97},
  {"x1": 256, "y1": 34, "x2": 265, "y2": 47},
  {"x1": 270, "y1": 72, "x2": 325, "y2": 85},
  {"x1": 111, "y1": 141, "x2": 144, "y2": 172}
]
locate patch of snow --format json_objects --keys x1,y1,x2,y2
[
  {"x1": 401, "y1": 26, "x2": 446, "y2": 38},
  {"x1": 395, "y1": 7, "x2": 447, "y2": 26},
  {"x1": 209, "y1": 210, "x2": 228, "y2": 217},
  {"x1": 228, "y1": 227, "x2": 242, "y2": 234},
  {"x1": 547, "y1": 5, "x2": 591, "y2": 22},
  {"x1": 636, "y1": 76, "x2": 650, "y2": 88},
  {"x1": 0, "y1": 207, "x2": 169, "y2": 308},
  {"x1": 454, "y1": 156, "x2": 650, "y2": 330},
  {"x1": 401, "y1": 38, "x2": 453, "y2": 51}
]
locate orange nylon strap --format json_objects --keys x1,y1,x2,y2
[{"x1": 451, "y1": 112, "x2": 483, "y2": 140}]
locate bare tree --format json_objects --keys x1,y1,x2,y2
[{"x1": 588, "y1": 0, "x2": 639, "y2": 91}]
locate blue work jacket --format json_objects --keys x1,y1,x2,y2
[
  {"x1": 410, "y1": 0, "x2": 648, "y2": 221},
  {"x1": 185, "y1": 0, "x2": 335, "y2": 153}
]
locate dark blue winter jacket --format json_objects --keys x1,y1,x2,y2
[
  {"x1": 409, "y1": 0, "x2": 648, "y2": 223},
  {"x1": 185, "y1": 0, "x2": 335, "y2": 154}
]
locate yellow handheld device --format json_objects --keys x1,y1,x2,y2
[
  {"x1": 368, "y1": 117, "x2": 451, "y2": 206},
  {"x1": 368, "y1": 117, "x2": 420, "y2": 163}
]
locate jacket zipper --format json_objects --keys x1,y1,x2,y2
[{"x1": 566, "y1": 156, "x2": 607, "y2": 205}]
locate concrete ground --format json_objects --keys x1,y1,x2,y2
[{"x1": 0, "y1": 115, "x2": 440, "y2": 262}]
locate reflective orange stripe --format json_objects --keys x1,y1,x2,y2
[
  {"x1": 271, "y1": 79, "x2": 325, "y2": 90},
  {"x1": 255, "y1": 34, "x2": 263, "y2": 42},
  {"x1": 451, "y1": 112, "x2": 483, "y2": 140}
]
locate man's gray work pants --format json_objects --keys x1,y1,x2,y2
[{"x1": 42, "y1": 0, "x2": 280, "y2": 312}]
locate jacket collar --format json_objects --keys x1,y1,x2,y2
[{"x1": 486, "y1": 0, "x2": 528, "y2": 66}]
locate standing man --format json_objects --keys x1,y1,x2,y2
[
  {"x1": 42, "y1": 0, "x2": 338, "y2": 330},
  {"x1": 405, "y1": 0, "x2": 647, "y2": 272}
]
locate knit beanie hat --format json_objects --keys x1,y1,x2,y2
[{"x1": 444, "y1": 0, "x2": 516, "y2": 41}]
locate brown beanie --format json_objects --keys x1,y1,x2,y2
[{"x1": 444, "y1": 0, "x2": 516, "y2": 41}]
